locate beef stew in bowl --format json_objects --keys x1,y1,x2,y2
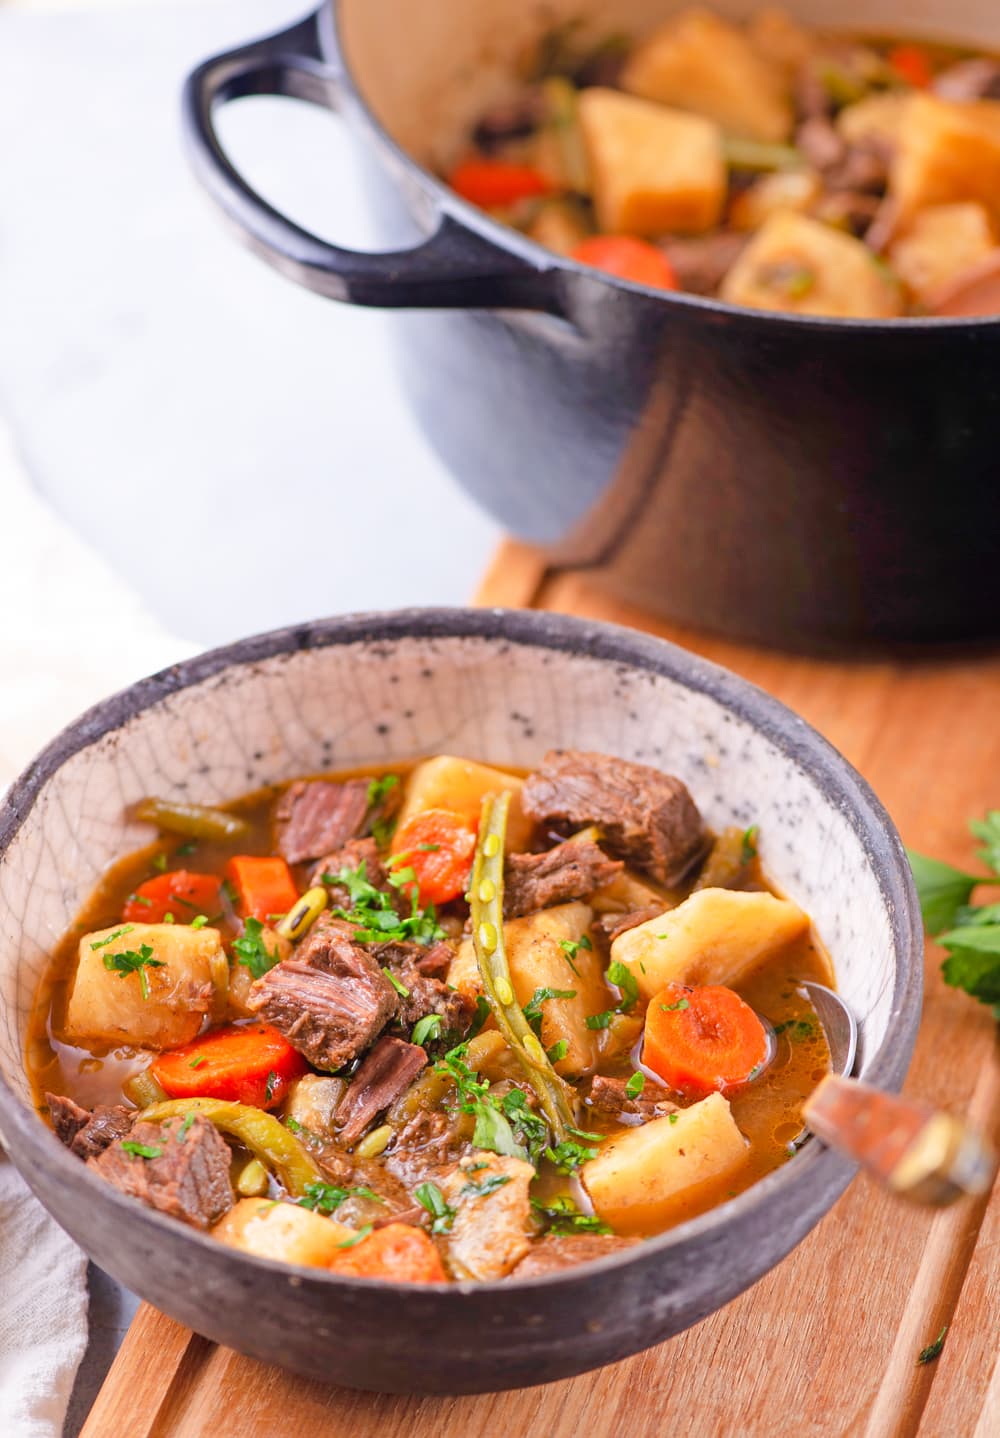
[
  {"x1": 0, "y1": 611, "x2": 921, "y2": 1389},
  {"x1": 32, "y1": 750, "x2": 833, "y2": 1281}
]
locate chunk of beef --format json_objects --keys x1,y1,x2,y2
[
  {"x1": 384, "y1": 1110, "x2": 470, "y2": 1189},
  {"x1": 440, "y1": 1152, "x2": 535, "y2": 1281},
  {"x1": 247, "y1": 914, "x2": 397, "y2": 1070},
  {"x1": 275, "y1": 779, "x2": 374, "y2": 864},
  {"x1": 795, "y1": 115, "x2": 846, "y2": 171},
  {"x1": 46, "y1": 1092, "x2": 133, "y2": 1160},
  {"x1": 933, "y1": 59, "x2": 1000, "y2": 102},
  {"x1": 585, "y1": 1074, "x2": 678, "y2": 1124},
  {"x1": 660, "y1": 232, "x2": 749, "y2": 295},
  {"x1": 88, "y1": 1115, "x2": 232, "y2": 1230},
  {"x1": 595, "y1": 905, "x2": 668, "y2": 944},
  {"x1": 375, "y1": 937, "x2": 474, "y2": 1036},
  {"x1": 503, "y1": 838, "x2": 623, "y2": 919},
  {"x1": 310, "y1": 836, "x2": 400, "y2": 907},
  {"x1": 336, "y1": 1036, "x2": 427, "y2": 1147},
  {"x1": 522, "y1": 750, "x2": 707, "y2": 885},
  {"x1": 512, "y1": 1233, "x2": 640, "y2": 1277}
]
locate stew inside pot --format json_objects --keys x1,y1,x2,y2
[
  {"x1": 30, "y1": 751, "x2": 833, "y2": 1283},
  {"x1": 442, "y1": 6, "x2": 1000, "y2": 318}
]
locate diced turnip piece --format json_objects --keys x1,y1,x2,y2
[
  {"x1": 582, "y1": 1093, "x2": 748, "y2": 1232},
  {"x1": 441, "y1": 1152, "x2": 535, "y2": 1281},
  {"x1": 213, "y1": 1198, "x2": 354, "y2": 1267},
  {"x1": 890, "y1": 203, "x2": 997, "y2": 305},
  {"x1": 64, "y1": 922, "x2": 227, "y2": 1050},
  {"x1": 729, "y1": 168, "x2": 822, "y2": 231},
  {"x1": 622, "y1": 8, "x2": 792, "y2": 143},
  {"x1": 890, "y1": 95, "x2": 1000, "y2": 228},
  {"x1": 578, "y1": 87, "x2": 725, "y2": 236},
  {"x1": 396, "y1": 755, "x2": 532, "y2": 850},
  {"x1": 610, "y1": 886, "x2": 810, "y2": 1001},
  {"x1": 719, "y1": 210, "x2": 903, "y2": 317}
]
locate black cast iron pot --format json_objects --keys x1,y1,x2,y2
[{"x1": 182, "y1": 0, "x2": 1000, "y2": 651}]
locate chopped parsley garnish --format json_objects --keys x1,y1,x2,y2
[
  {"x1": 605, "y1": 960, "x2": 639, "y2": 1013},
  {"x1": 411, "y1": 1013, "x2": 443, "y2": 1046},
  {"x1": 188, "y1": 1056, "x2": 207, "y2": 1069},
  {"x1": 660, "y1": 997, "x2": 690, "y2": 1013},
  {"x1": 163, "y1": 912, "x2": 175, "y2": 924},
  {"x1": 668, "y1": 1112, "x2": 679, "y2": 1125},
  {"x1": 500, "y1": 1088, "x2": 548, "y2": 1164},
  {"x1": 773, "y1": 1018, "x2": 815, "y2": 1040},
  {"x1": 152, "y1": 853, "x2": 168, "y2": 873},
  {"x1": 382, "y1": 967, "x2": 410, "y2": 998},
  {"x1": 546, "y1": 1039, "x2": 568, "y2": 1064},
  {"x1": 585, "y1": 1010, "x2": 614, "y2": 1030},
  {"x1": 917, "y1": 1326, "x2": 948, "y2": 1366},
  {"x1": 522, "y1": 986, "x2": 576, "y2": 1035},
  {"x1": 468, "y1": 996, "x2": 490, "y2": 1039},
  {"x1": 336, "y1": 1224, "x2": 374, "y2": 1249},
  {"x1": 434, "y1": 1045, "x2": 546, "y2": 1164},
  {"x1": 544, "y1": 1138, "x2": 599, "y2": 1173},
  {"x1": 559, "y1": 933, "x2": 592, "y2": 975},
  {"x1": 460, "y1": 1174, "x2": 512, "y2": 1200},
  {"x1": 221, "y1": 878, "x2": 240, "y2": 906},
  {"x1": 298, "y1": 1182, "x2": 383, "y2": 1215},
  {"x1": 175, "y1": 840, "x2": 198, "y2": 857},
  {"x1": 190, "y1": 914, "x2": 209, "y2": 930},
  {"x1": 417, "y1": 842, "x2": 441, "y2": 852},
  {"x1": 90, "y1": 926, "x2": 135, "y2": 951},
  {"x1": 176, "y1": 1113, "x2": 197, "y2": 1142},
  {"x1": 414, "y1": 1181, "x2": 456, "y2": 1234},
  {"x1": 323, "y1": 860, "x2": 444, "y2": 947},
  {"x1": 264, "y1": 1070, "x2": 277, "y2": 1103},
  {"x1": 531, "y1": 1194, "x2": 611, "y2": 1236},
  {"x1": 741, "y1": 825, "x2": 759, "y2": 863},
  {"x1": 102, "y1": 944, "x2": 164, "y2": 1000},
  {"x1": 366, "y1": 774, "x2": 399, "y2": 808},
  {"x1": 121, "y1": 1141, "x2": 162, "y2": 1160},
  {"x1": 232, "y1": 917, "x2": 281, "y2": 980},
  {"x1": 127, "y1": 893, "x2": 153, "y2": 908},
  {"x1": 625, "y1": 1072, "x2": 646, "y2": 1099}
]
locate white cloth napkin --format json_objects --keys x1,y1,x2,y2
[{"x1": 0, "y1": 422, "x2": 195, "y2": 1436}]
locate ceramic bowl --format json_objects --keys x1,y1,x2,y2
[{"x1": 0, "y1": 609, "x2": 922, "y2": 1391}]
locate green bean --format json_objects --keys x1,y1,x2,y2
[
  {"x1": 133, "y1": 797, "x2": 250, "y2": 842},
  {"x1": 139, "y1": 1098, "x2": 323, "y2": 1196},
  {"x1": 275, "y1": 886, "x2": 327, "y2": 942},
  {"x1": 470, "y1": 791, "x2": 577, "y2": 1142},
  {"x1": 722, "y1": 137, "x2": 805, "y2": 172}
]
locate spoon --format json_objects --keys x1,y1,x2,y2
[{"x1": 794, "y1": 983, "x2": 997, "y2": 1207}]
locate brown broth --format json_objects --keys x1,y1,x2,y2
[{"x1": 27, "y1": 760, "x2": 833, "y2": 1240}]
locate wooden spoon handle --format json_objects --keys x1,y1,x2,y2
[{"x1": 803, "y1": 1074, "x2": 998, "y2": 1206}]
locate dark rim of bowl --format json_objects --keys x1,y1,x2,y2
[
  {"x1": 324, "y1": 0, "x2": 1000, "y2": 331},
  {"x1": 0, "y1": 606, "x2": 924, "y2": 1294}
]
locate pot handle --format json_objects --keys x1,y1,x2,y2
[{"x1": 182, "y1": 9, "x2": 558, "y2": 311}]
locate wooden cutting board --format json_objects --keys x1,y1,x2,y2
[{"x1": 82, "y1": 543, "x2": 1000, "y2": 1438}]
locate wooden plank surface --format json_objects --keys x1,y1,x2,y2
[{"x1": 83, "y1": 544, "x2": 1000, "y2": 1438}]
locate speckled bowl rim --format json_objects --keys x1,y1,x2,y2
[{"x1": 0, "y1": 607, "x2": 924, "y2": 1297}]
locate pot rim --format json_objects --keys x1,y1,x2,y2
[
  {"x1": 0, "y1": 606, "x2": 923, "y2": 1299},
  {"x1": 324, "y1": 0, "x2": 1000, "y2": 333}
]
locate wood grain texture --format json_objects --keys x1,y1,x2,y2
[{"x1": 84, "y1": 544, "x2": 1000, "y2": 1438}]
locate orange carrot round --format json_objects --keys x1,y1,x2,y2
[
  {"x1": 449, "y1": 158, "x2": 552, "y2": 209},
  {"x1": 225, "y1": 855, "x2": 299, "y2": 923},
  {"x1": 123, "y1": 870, "x2": 221, "y2": 924},
  {"x1": 390, "y1": 809, "x2": 477, "y2": 907},
  {"x1": 327, "y1": 1223, "x2": 447, "y2": 1283},
  {"x1": 887, "y1": 44, "x2": 933, "y2": 89},
  {"x1": 643, "y1": 983, "x2": 770, "y2": 1097},
  {"x1": 571, "y1": 236, "x2": 678, "y2": 291},
  {"x1": 151, "y1": 1023, "x2": 307, "y2": 1109}
]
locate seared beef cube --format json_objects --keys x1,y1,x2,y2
[
  {"x1": 247, "y1": 915, "x2": 398, "y2": 1070},
  {"x1": 585, "y1": 1073, "x2": 678, "y2": 1123},
  {"x1": 522, "y1": 750, "x2": 707, "y2": 885},
  {"x1": 336, "y1": 1036, "x2": 427, "y2": 1146},
  {"x1": 512, "y1": 1233, "x2": 640, "y2": 1277},
  {"x1": 88, "y1": 1115, "x2": 233, "y2": 1230},
  {"x1": 595, "y1": 905, "x2": 668, "y2": 944},
  {"x1": 275, "y1": 779, "x2": 371, "y2": 864},
  {"x1": 375, "y1": 938, "x2": 474, "y2": 1035},
  {"x1": 503, "y1": 838, "x2": 623, "y2": 918},
  {"x1": 46, "y1": 1092, "x2": 133, "y2": 1159}
]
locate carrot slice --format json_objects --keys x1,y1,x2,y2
[
  {"x1": 643, "y1": 983, "x2": 769, "y2": 1098},
  {"x1": 449, "y1": 159, "x2": 552, "y2": 209},
  {"x1": 887, "y1": 45, "x2": 933, "y2": 89},
  {"x1": 150, "y1": 1023, "x2": 307, "y2": 1109},
  {"x1": 327, "y1": 1223, "x2": 447, "y2": 1283},
  {"x1": 122, "y1": 870, "x2": 222, "y2": 924},
  {"x1": 225, "y1": 855, "x2": 299, "y2": 924},
  {"x1": 390, "y1": 809, "x2": 477, "y2": 907},
  {"x1": 571, "y1": 236, "x2": 678, "y2": 291}
]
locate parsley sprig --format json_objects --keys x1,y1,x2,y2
[
  {"x1": 415, "y1": 1181, "x2": 457, "y2": 1234},
  {"x1": 233, "y1": 917, "x2": 281, "y2": 980},
  {"x1": 531, "y1": 1194, "x2": 612, "y2": 1236},
  {"x1": 101, "y1": 944, "x2": 164, "y2": 1000},
  {"x1": 322, "y1": 860, "x2": 444, "y2": 947},
  {"x1": 434, "y1": 1044, "x2": 549, "y2": 1164},
  {"x1": 909, "y1": 812, "x2": 1000, "y2": 1018},
  {"x1": 298, "y1": 1181, "x2": 383, "y2": 1215}
]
